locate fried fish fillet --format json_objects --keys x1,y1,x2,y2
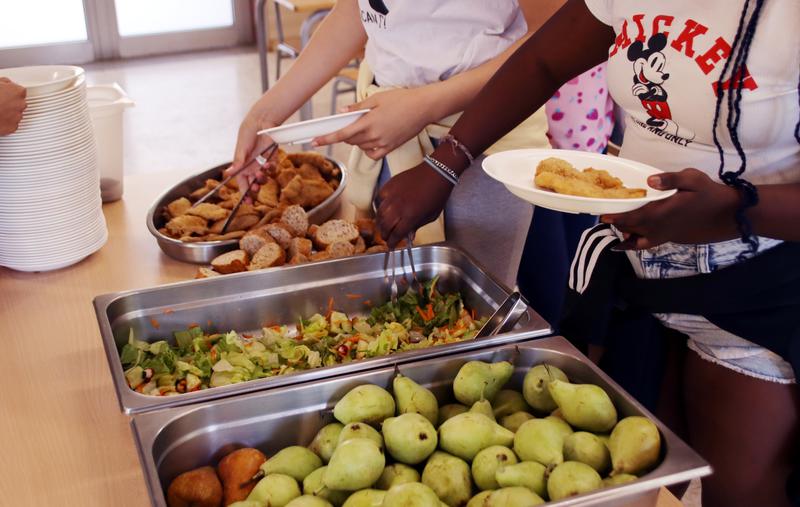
[{"x1": 534, "y1": 157, "x2": 646, "y2": 199}]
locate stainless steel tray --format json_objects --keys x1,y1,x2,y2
[
  {"x1": 146, "y1": 157, "x2": 347, "y2": 264},
  {"x1": 95, "y1": 245, "x2": 550, "y2": 415},
  {"x1": 131, "y1": 336, "x2": 711, "y2": 507}
]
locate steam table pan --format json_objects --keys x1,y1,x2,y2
[
  {"x1": 94, "y1": 244, "x2": 550, "y2": 415},
  {"x1": 131, "y1": 336, "x2": 711, "y2": 507}
]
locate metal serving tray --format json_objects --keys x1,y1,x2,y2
[
  {"x1": 146, "y1": 157, "x2": 347, "y2": 264},
  {"x1": 131, "y1": 336, "x2": 711, "y2": 507},
  {"x1": 95, "y1": 245, "x2": 550, "y2": 415}
]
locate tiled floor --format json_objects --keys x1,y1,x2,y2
[
  {"x1": 85, "y1": 47, "x2": 353, "y2": 177},
  {"x1": 85, "y1": 47, "x2": 704, "y2": 506}
]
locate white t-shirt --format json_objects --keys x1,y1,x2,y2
[
  {"x1": 585, "y1": 0, "x2": 800, "y2": 185},
  {"x1": 357, "y1": 0, "x2": 527, "y2": 88}
]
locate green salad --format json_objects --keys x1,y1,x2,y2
[{"x1": 121, "y1": 277, "x2": 486, "y2": 397}]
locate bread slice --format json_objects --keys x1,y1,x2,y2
[
  {"x1": 365, "y1": 245, "x2": 389, "y2": 254},
  {"x1": 326, "y1": 240, "x2": 356, "y2": 259},
  {"x1": 211, "y1": 249, "x2": 249, "y2": 274},
  {"x1": 354, "y1": 235, "x2": 366, "y2": 254},
  {"x1": 288, "y1": 237, "x2": 313, "y2": 260},
  {"x1": 239, "y1": 228, "x2": 276, "y2": 256},
  {"x1": 288, "y1": 253, "x2": 310, "y2": 265},
  {"x1": 280, "y1": 205, "x2": 309, "y2": 237},
  {"x1": 313, "y1": 220, "x2": 359, "y2": 250},
  {"x1": 249, "y1": 243, "x2": 286, "y2": 270},
  {"x1": 265, "y1": 223, "x2": 295, "y2": 250},
  {"x1": 195, "y1": 267, "x2": 221, "y2": 279}
]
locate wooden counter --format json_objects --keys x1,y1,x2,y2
[{"x1": 0, "y1": 170, "x2": 684, "y2": 506}]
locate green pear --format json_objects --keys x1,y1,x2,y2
[
  {"x1": 323, "y1": 439, "x2": 385, "y2": 491},
  {"x1": 550, "y1": 408, "x2": 565, "y2": 420},
  {"x1": 247, "y1": 473, "x2": 301, "y2": 507},
  {"x1": 341, "y1": 489, "x2": 386, "y2": 507},
  {"x1": 286, "y1": 495, "x2": 334, "y2": 507},
  {"x1": 469, "y1": 399, "x2": 496, "y2": 421},
  {"x1": 466, "y1": 491, "x2": 492, "y2": 507},
  {"x1": 438, "y1": 404, "x2": 468, "y2": 426},
  {"x1": 309, "y1": 423, "x2": 344, "y2": 463},
  {"x1": 603, "y1": 474, "x2": 638, "y2": 487},
  {"x1": 563, "y1": 432, "x2": 611, "y2": 473},
  {"x1": 513, "y1": 418, "x2": 567, "y2": 467},
  {"x1": 494, "y1": 461, "x2": 547, "y2": 498},
  {"x1": 522, "y1": 364, "x2": 568, "y2": 413},
  {"x1": 338, "y1": 422, "x2": 384, "y2": 450},
  {"x1": 471, "y1": 445, "x2": 518, "y2": 491},
  {"x1": 544, "y1": 416, "x2": 574, "y2": 439},
  {"x1": 485, "y1": 487, "x2": 545, "y2": 506},
  {"x1": 303, "y1": 467, "x2": 349, "y2": 506},
  {"x1": 334, "y1": 385, "x2": 396, "y2": 425},
  {"x1": 438, "y1": 412, "x2": 514, "y2": 461},
  {"x1": 393, "y1": 374, "x2": 439, "y2": 425},
  {"x1": 228, "y1": 502, "x2": 263, "y2": 507},
  {"x1": 453, "y1": 361, "x2": 514, "y2": 406},
  {"x1": 261, "y1": 446, "x2": 323, "y2": 482},
  {"x1": 596, "y1": 434, "x2": 610, "y2": 447},
  {"x1": 492, "y1": 390, "x2": 530, "y2": 419},
  {"x1": 421, "y1": 452, "x2": 472, "y2": 507},
  {"x1": 382, "y1": 413, "x2": 438, "y2": 464},
  {"x1": 499, "y1": 411, "x2": 534, "y2": 433},
  {"x1": 382, "y1": 483, "x2": 441, "y2": 507},
  {"x1": 547, "y1": 461, "x2": 602, "y2": 500},
  {"x1": 548, "y1": 380, "x2": 617, "y2": 433},
  {"x1": 608, "y1": 416, "x2": 661, "y2": 475},
  {"x1": 375, "y1": 463, "x2": 420, "y2": 490}
]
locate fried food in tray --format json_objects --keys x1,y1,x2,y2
[
  {"x1": 534, "y1": 157, "x2": 646, "y2": 199},
  {"x1": 197, "y1": 206, "x2": 392, "y2": 278},
  {"x1": 159, "y1": 149, "x2": 341, "y2": 243}
]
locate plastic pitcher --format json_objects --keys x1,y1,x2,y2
[{"x1": 87, "y1": 83, "x2": 134, "y2": 202}]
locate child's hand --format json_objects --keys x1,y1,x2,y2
[
  {"x1": 312, "y1": 87, "x2": 437, "y2": 159},
  {"x1": 376, "y1": 163, "x2": 453, "y2": 247}
]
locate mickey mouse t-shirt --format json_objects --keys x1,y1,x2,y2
[
  {"x1": 585, "y1": 0, "x2": 800, "y2": 185},
  {"x1": 357, "y1": 0, "x2": 527, "y2": 88}
]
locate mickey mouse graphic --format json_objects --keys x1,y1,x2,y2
[{"x1": 627, "y1": 33, "x2": 672, "y2": 129}]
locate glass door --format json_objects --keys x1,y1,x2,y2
[
  {"x1": 0, "y1": 0, "x2": 93, "y2": 66},
  {"x1": 113, "y1": 0, "x2": 252, "y2": 58},
  {"x1": 0, "y1": 0, "x2": 252, "y2": 66}
]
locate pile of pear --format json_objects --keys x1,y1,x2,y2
[{"x1": 166, "y1": 361, "x2": 662, "y2": 507}]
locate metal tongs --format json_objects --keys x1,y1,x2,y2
[
  {"x1": 192, "y1": 142, "x2": 279, "y2": 234},
  {"x1": 475, "y1": 291, "x2": 527, "y2": 338},
  {"x1": 383, "y1": 234, "x2": 422, "y2": 304}
]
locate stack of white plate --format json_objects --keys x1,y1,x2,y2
[{"x1": 0, "y1": 66, "x2": 107, "y2": 272}]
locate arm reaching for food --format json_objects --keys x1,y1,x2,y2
[
  {"x1": 311, "y1": 0, "x2": 566, "y2": 160},
  {"x1": 230, "y1": 0, "x2": 366, "y2": 190},
  {"x1": 376, "y1": 0, "x2": 615, "y2": 246},
  {"x1": 0, "y1": 78, "x2": 27, "y2": 136}
]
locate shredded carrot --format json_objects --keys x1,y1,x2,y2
[
  {"x1": 188, "y1": 322, "x2": 200, "y2": 329},
  {"x1": 345, "y1": 293, "x2": 363, "y2": 300},
  {"x1": 150, "y1": 318, "x2": 160, "y2": 329},
  {"x1": 326, "y1": 296, "x2": 335, "y2": 319},
  {"x1": 363, "y1": 300, "x2": 372, "y2": 307},
  {"x1": 426, "y1": 303, "x2": 434, "y2": 320},
  {"x1": 163, "y1": 308, "x2": 175, "y2": 315},
  {"x1": 346, "y1": 335, "x2": 361, "y2": 344},
  {"x1": 416, "y1": 306, "x2": 428, "y2": 321},
  {"x1": 242, "y1": 333, "x2": 253, "y2": 339}
]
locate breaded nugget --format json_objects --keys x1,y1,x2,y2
[
  {"x1": 297, "y1": 163, "x2": 325, "y2": 182},
  {"x1": 185, "y1": 203, "x2": 229, "y2": 221},
  {"x1": 166, "y1": 197, "x2": 191, "y2": 218},
  {"x1": 583, "y1": 168, "x2": 624, "y2": 189},
  {"x1": 277, "y1": 168, "x2": 299, "y2": 188},
  {"x1": 256, "y1": 177, "x2": 279, "y2": 207},
  {"x1": 287, "y1": 152, "x2": 335, "y2": 176},
  {"x1": 166, "y1": 215, "x2": 208, "y2": 237}
]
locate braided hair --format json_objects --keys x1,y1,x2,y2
[{"x1": 710, "y1": 0, "x2": 800, "y2": 251}]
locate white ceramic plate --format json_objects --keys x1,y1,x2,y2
[
  {"x1": 482, "y1": 149, "x2": 676, "y2": 215},
  {"x1": 258, "y1": 109, "x2": 369, "y2": 145},
  {"x1": 0, "y1": 65, "x2": 84, "y2": 97}
]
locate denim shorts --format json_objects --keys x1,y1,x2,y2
[{"x1": 625, "y1": 236, "x2": 796, "y2": 384}]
